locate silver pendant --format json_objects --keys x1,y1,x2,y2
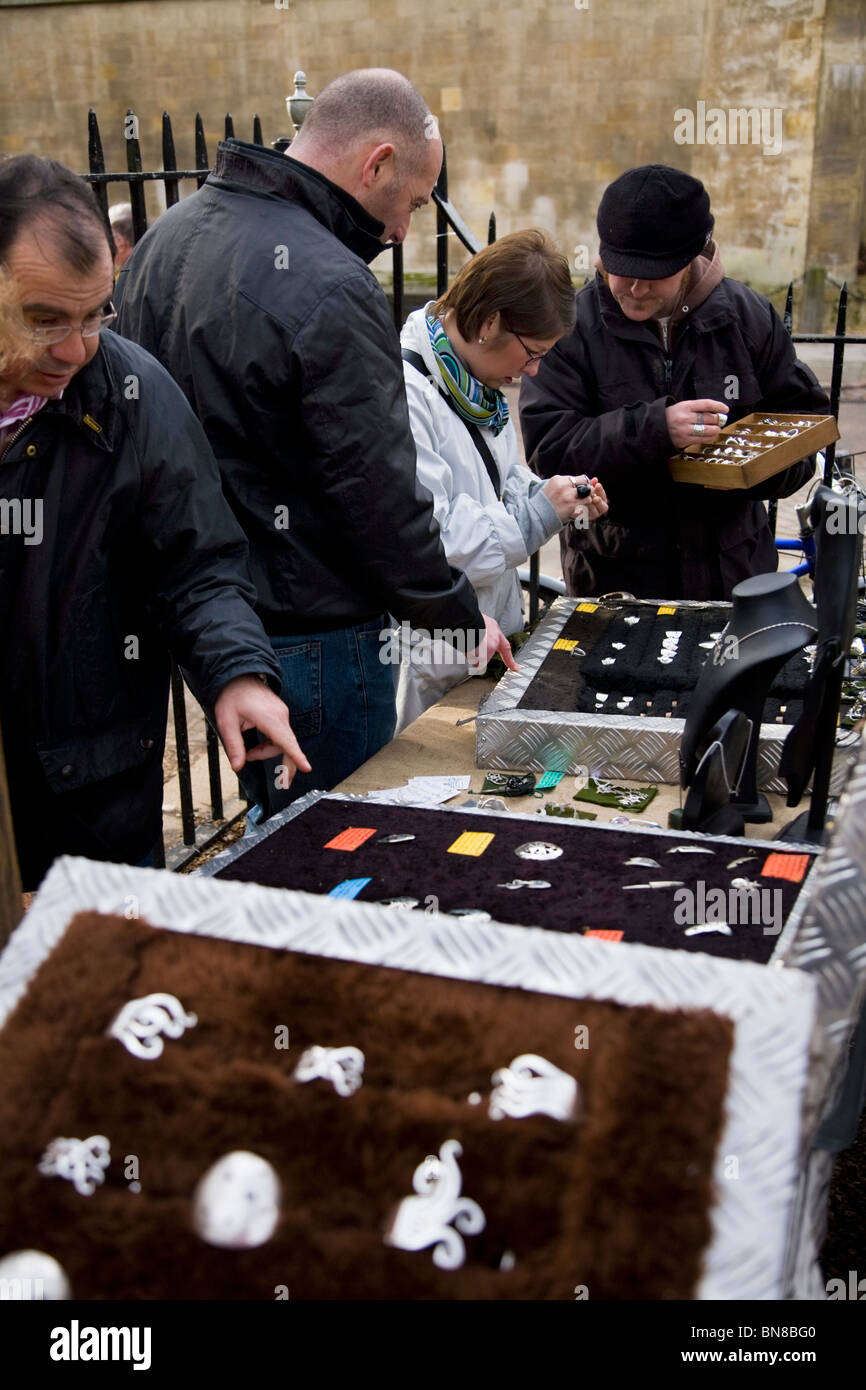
[
  {"x1": 107, "y1": 992, "x2": 197, "y2": 1060},
  {"x1": 624, "y1": 615, "x2": 640, "y2": 626},
  {"x1": 623, "y1": 880, "x2": 685, "y2": 890},
  {"x1": 515, "y1": 841, "x2": 564, "y2": 861},
  {"x1": 448, "y1": 908, "x2": 493, "y2": 922},
  {"x1": 294, "y1": 1045, "x2": 365, "y2": 1097},
  {"x1": 378, "y1": 833, "x2": 416, "y2": 843},
  {"x1": 731, "y1": 877, "x2": 760, "y2": 890},
  {"x1": 625, "y1": 856, "x2": 661, "y2": 868},
  {"x1": 667, "y1": 846, "x2": 715, "y2": 855},
  {"x1": 497, "y1": 878, "x2": 552, "y2": 890},
  {"x1": 385, "y1": 1140, "x2": 485, "y2": 1270},
  {"x1": 378, "y1": 896, "x2": 420, "y2": 909},
  {"x1": 611, "y1": 642, "x2": 626, "y2": 650},
  {"x1": 727, "y1": 855, "x2": 757, "y2": 869},
  {"x1": 39, "y1": 1135, "x2": 111, "y2": 1196},
  {"x1": 0, "y1": 1250, "x2": 71, "y2": 1300},
  {"x1": 192, "y1": 1151, "x2": 281, "y2": 1249},
  {"x1": 684, "y1": 922, "x2": 733, "y2": 937},
  {"x1": 489, "y1": 1053, "x2": 579, "y2": 1123},
  {"x1": 602, "y1": 657, "x2": 616, "y2": 665}
]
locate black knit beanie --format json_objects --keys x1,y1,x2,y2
[{"x1": 597, "y1": 165, "x2": 714, "y2": 279}]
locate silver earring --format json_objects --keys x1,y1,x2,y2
[{"x1": 478, "y1": 336, "x2": 487, "y2": 343}]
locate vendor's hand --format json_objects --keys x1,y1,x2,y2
[
  {"x1": 214, "y1": 674, "x2": 312, "y2": 779},
  {"x1": 468, "y1": 615, "x2": 519, "y2": 673},
  {"x1": 666, "y1": 399, "x2": 729, "y2": 449},
  {"x1": 543, "y1": 474, "x2": 609, "y2": 525}
]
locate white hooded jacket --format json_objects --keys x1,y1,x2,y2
[{"x1": 393, "y1": 305, "x2": 563, "y2": 732}]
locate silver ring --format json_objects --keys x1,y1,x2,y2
[
  {"x1": 692, "y1": 423, "x2": 705, "y2": 436},
  {"x1": 717, "y1": 412, "x2": 727, "y2": 428}
]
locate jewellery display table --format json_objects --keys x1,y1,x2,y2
[
  {"x1": 0, "y1": 855, "x2": 818, "y2": 1299},
  {"x1": 476, "y1": 595, "x2": 858, "y2": 791}
]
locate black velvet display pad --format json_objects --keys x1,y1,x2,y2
[
  {"x1": 518, "y1": 604, "x2": 810, "y2": 722},
  {"x1": 215, "y1": 799, "x2": 815, "y2": 965}
]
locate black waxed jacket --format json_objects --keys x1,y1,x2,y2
[
  {"x1": 0, "y1": 331, "x2": 281, "y2": 887},
  {"x1": 519, "y1": 272, "x2": 829, "y2": 599},
  {"x1": 117, "y1": 140, "x2": 483, "y2": 641}
]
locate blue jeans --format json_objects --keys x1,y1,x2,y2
[{"x1": 242, "y1": 616, "x2": 397, "y2": 823}]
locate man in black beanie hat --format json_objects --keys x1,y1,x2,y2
[{"x1": 520, "y1": 164, "x2": 828, "y2": 600}]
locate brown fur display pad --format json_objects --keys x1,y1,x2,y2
[
  {"x1": 215, "y1": 797, "x2": 815, "y2": 964},
  {"x1": 0, "y1": 911, "x2": 734, "y2": 1300}
]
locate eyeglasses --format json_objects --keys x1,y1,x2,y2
[
  {"x1": 24, "y1": 302, "x2": 117, "y2": 346},
  {"x1": 503, "y1": 322, "x2": 550, "y2": 367}
]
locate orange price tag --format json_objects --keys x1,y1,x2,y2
[
  {"x1": 584, "y1": 929, "x2": 624, "y2": 942},
  {"x1": 760, "y1": 852, "x2": 810, "y2": 883},
  {"x1": 324, "y1": 827, "x2": 378, "y2": 852}
]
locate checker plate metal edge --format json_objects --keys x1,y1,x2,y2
[{"x1": 476, "y1": 596, "x2": 856, "y2": 792}]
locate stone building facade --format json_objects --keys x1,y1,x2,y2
[{"x1": 0, "y1": 0, "x2": 863, "y2": 290}]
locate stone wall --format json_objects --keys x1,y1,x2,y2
[{"x1": 1, "y1": 0, "x2": 863, "y2": 289}]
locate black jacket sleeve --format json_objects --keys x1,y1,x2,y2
[
  {"x1": 518, "y1": 318, "x2": 674, "y2": 503},
  {"x1": 739, "y1": 297, "x2": 829, "y2": 502},
  {"x1": 126, "y1": 353, "x2": 283, "y2": 705},
  {"x1": 294, "y1": 272, "x2": 484, "y2": 638}
]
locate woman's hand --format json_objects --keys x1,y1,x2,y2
[{"x1": 543, "y1": 473, "x2": 609, "y2": 524}]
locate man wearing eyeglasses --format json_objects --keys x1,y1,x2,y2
[{"x1": 0, "y1": 154, "x2": 311, "y2": 889}]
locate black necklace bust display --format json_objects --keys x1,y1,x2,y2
[{"x1": 680, "y1": 573, "x2": 818, "y2": 824}]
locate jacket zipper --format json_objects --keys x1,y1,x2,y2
[{"x1": 0, "y1": 416, "x2": 34, "y2": 464}]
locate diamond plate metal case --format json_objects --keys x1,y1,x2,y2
[{"x1": 476, "y1": 595, "x2": 856, "y2": 792}]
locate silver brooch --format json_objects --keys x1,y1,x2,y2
[
  {"x1": 38, "y1": 1135, "x2": 111, "y2": 1196},
  {"x1": 293, "y1": 1045, "x2": 365, "y2": 1096},
  {"x1": 623, "y1": 880, "x2": 685, "y2": 890},
  {"x1": 488, "y1": 1053, "x2": 579, "y2": 1122},
  {"x1": 107, "y1": 992, "x2": 197, "y2": 1060},
  {"x1": 497, "y1": 878, "x2": 552, "y2": 890},
  {"x1": 684, "y1": 923, "x2": 733, "y2": 937},
  {"x1": 515, "y1": 841, "x2": 564, "y2": 861},
  {"x1": 384, "y1": 1140, "x2": 485, "y2": 1270}
]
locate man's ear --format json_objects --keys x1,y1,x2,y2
[{"x1": 360, "y1": 142, "x2": 396, "y2": 189}]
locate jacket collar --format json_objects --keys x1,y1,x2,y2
[
  {"x1": 209, "y1": 139, "x2": 388, "y2": 265},
  {"x1": 38, "y1": 333, "x2": 121, "y2": 452},
  {"x1": 593, "y1": 265, "x2": 735, "y2": 343}
]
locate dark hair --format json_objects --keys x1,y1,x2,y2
[
  {"x1": 291, "y1": 68, "x2": 434, "y2": 174},
  {"x1": 0, "y1": 155, "x2": 114, "y2": 270},
  {"x1": 433, "y1": 229, "x2": 576, "y2": 342}
]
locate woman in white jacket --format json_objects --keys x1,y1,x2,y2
[{"x1": 394, "y1": 229, "x2": 608, "y2": 731}]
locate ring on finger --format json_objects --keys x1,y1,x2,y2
[{"x1": 692, "y1": 423, "x2": 705, "y2": 436}]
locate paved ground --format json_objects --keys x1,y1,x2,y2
[{"x1": 164, "y1": 344, "x2": 866, "y2": 853}]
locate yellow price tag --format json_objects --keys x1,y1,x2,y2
[
  {"x1": 447, "y1": 831, "x2": 495, "y2": 857},
  {"x1": 553, "y1": 638, "x2": 579, "y2": 651},
  {"x1": 657, "y1": 606, "x2": 677, "y2": 615},
  {"x1": 577, "y1": 603, "x2": 598, "y2": 613}
]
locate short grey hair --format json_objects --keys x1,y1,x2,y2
[
  {"x1": 108, "y1": 202, "x2": 134, "y2": 244},
  {"x1": 291, "y1": 69, "x2": 434, "y2": 170}
]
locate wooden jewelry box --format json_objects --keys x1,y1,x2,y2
[{"x1": 668, "y1": 413, "x2": 839, "y2": 489}]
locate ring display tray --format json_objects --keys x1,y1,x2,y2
[
  {"x1": 202, "y1": 792, "x2": 818, "y2": 968},
  {"x1": 669, "y1": 413, "x2": 839, "y2": 489},
  {"x1": 476, "y1": 595, "x2": 857, "y2": 790},
  {"x1": 0, "y1": 853, "x2": 822, "y2": 1299}
]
